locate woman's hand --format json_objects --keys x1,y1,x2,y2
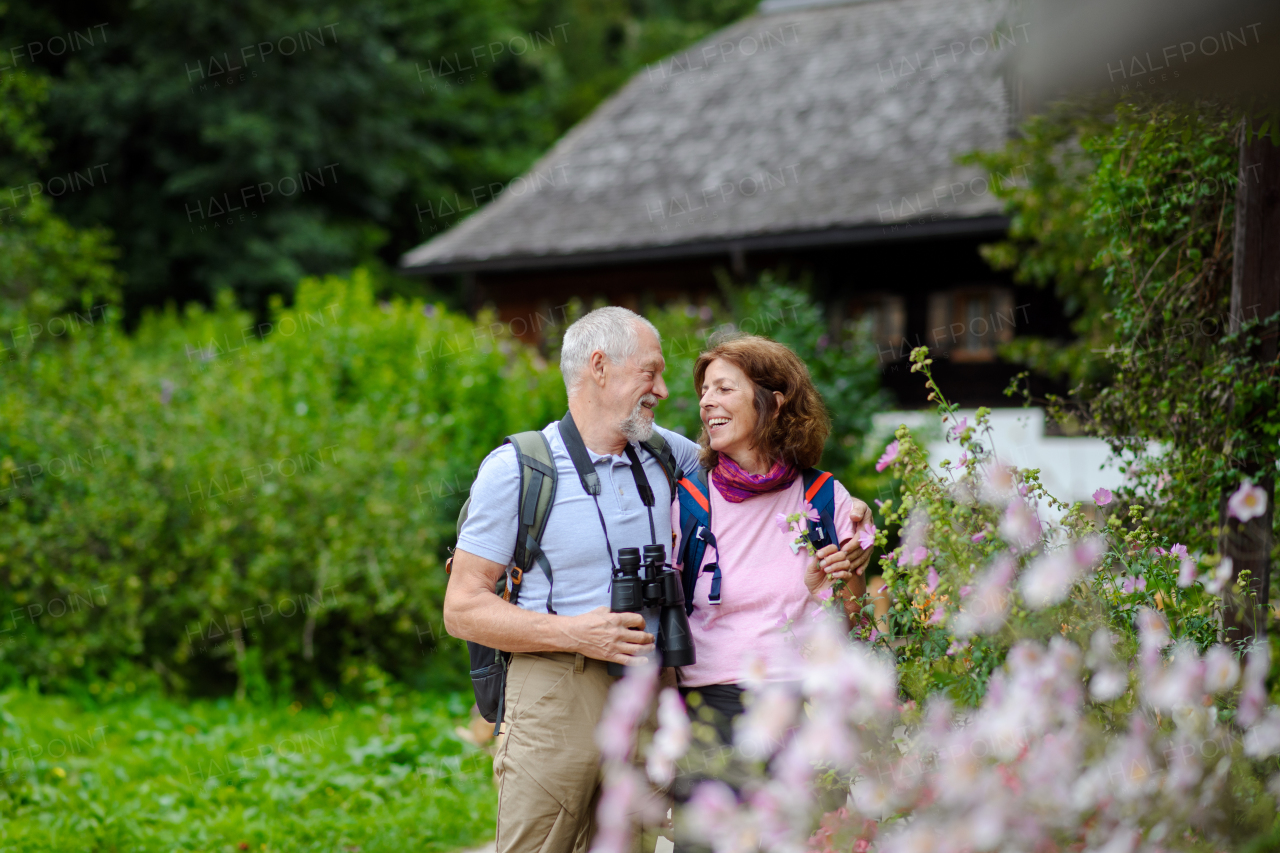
[{"x1": 804, "y1": 543, "x2": 853, "y2": 596}]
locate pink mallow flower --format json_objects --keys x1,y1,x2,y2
[
  {"x1": 875, "y1": 440, "x2": 900, "y2": 472},
  {"x1": 1227, "y1": 480, "x2": 1268, "y2": 522},
  {"x1": 858, "y1": 522, "x2": 876, "y2": 551},
  {"x1": 1177, "y1": 555, "x2": 1198, "y2": 588},
  {"x1": 774, "y1": 513, "x2": 790, "y2": 534},
  {"x1": 1000, "y1": 499, "x2": 1041, "y2": 549},
  {"x1": 1119, "y1": 574, "x2": 1146, "y2": 595},
  {"x1": 1093, "y1": 487, "x2": 1113, "y2": 506},
  {"x1": 802, "y1": 501, "x2": 820, "y2": 522},
  {"x1": 926, "y1": 567, "x2": 940, "y2": 592},
  {"x1": 949, "y1": 416, "x2": 968, "y2": 438}
]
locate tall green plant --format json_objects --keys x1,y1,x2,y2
[{"x1": 969, "y1": 98, "x2": 1278, "y2": 559}]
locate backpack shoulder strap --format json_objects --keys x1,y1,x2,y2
[
  {"x1": 676, "y1": 467, "x2": 716, "y2": 615},
  {"x1": 506, "y1": 431, "x2": 558, "y2": 613},
  {"x1": 802, "y1": 468, "x2": 838, "y2": 551},
  {"x1": 640, "y1": 431, "x2": 683, "y2": 495}
]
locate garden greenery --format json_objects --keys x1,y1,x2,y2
[
  {"x1": 967, "y1": 96, "x2": 1278, "y2": 558},
  {"x1": 1, "y1": 268, "x2": 884, "y2": 700},
  {"x1": 600, "y1": 347, "x2": 1280, "y2": 853}
]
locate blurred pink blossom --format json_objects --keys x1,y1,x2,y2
[
  {"x1": 875, "y1": 440, "x2": 900, "y2": 472},
  {"x1": 596, "y1": 659, "x2": 657, "y2": 763},
  {"x1": 1202, "y1": 645, "x2": 1240, "y2": 693},
  {"x1": 1119, "y1": 574, "x2": 1146, "y2": 595},
  {"x1": 1244, "y1": 708, "x2": 1280, "y2": 758},
  {"x1": 1239, "y1": 642, "x2": 1270, "y2": 727},
  {"x1": 1227, "y1": 480, "x2": 1267, "y2": 521},
  {"x1": 646, "y1": 688, "x2": 691, "y2": 786},
  {"x1": 774, "y1": 513, "x2": 790, "y2": 533},
  {"x1": 1204, "y1": 557, "x2": 1234, "y2": 595},
  {"x1": 858, "y1": 522, "x2": 876, "y2": 551},
  {"x1": 952, "y1": 555, "x2": 1014, "y2": 637},
  {"x1": 1000, "y1": 499, "x2": 1041, "y2": 549},
  {"x1": 925, "y1": 567, "x2": 939, "y2": 592},
  {"x1": 1176, "y1": 554, "x2": 1197, "y2": 587},
  {"x1": 1093, "y1": 487, "x2": 1113, "y2": 506}
]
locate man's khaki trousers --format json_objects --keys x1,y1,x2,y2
[{"x1": 494, "y1": 651, "x2": 657, "y2": 853}]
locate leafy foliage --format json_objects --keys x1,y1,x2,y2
[
  {"x1": 969, "y1": 97, "x2": 1278, "y2": 558},
  {"x1": 0, "y1": 65, "x2": 118, "y2": 336},
  {"x1": 1, "y1": 267, "x2": 880, "y2": 698},
  {"x1": 1, "y1": 269, "x2": 568, "y2": 696},
  {"x1": 1, "y1": 0, "x2": 755, "y2": 317},
  {"x1": 862, "y1": 348, "x2": 1242, "y2": 707}
]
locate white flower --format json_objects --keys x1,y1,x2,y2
[
  {"x1": 1201, "y1": 645, "x2": 1240, "y2": 693},
  {"x1": 1001, "y1": 498, "x2": 1041, "y2": 549},
  {"x1": 1176, "y1": 554, "x2": 1197, "y2": 587},
  {"x1": 1203, "y1": 557, "x2": 1234, "y2": 595},
  {"x1": 734, "y1": 685, "x2": 797, "y2": 760},
  {"x1": 646, "y1": 688, "x2": 691, "y2": 785},
  {"x1": 952, "y1": 555, "x2": 1014, "y2": 636},
  {"x1": 1244, "y1": 709, "x2": 1280, "y2": 759},
  {"x1": 1227, "y1": 480, "x2": 1268, "y2": 522},
  {"x1": 1238, "y1": 641, "x2": 1271, "y2": 727},
  {"x1": 1090, "y1": 668, "x2": 1128, "y2": 701},
  {"x1": 1144, "y1": 643, "x2": 1204, "y2": 711},
  {"x1": 1020, "y1": 550, "x2": 1077, "y2": 609}
]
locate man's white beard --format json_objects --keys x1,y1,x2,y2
[{"x1": 620, "y1": 394, "x2": 658, "y2": 442}]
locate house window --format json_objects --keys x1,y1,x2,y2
[
  {"x1": 926, "y1": 287, "x2": 1016, "y2": 361},
  {"x1": 848, "y1": 293, "x2": 907, "y2": 361}
]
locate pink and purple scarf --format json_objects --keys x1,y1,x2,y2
[{"x1": 710, "y1": 455, "x2": 798, "y2": 503}]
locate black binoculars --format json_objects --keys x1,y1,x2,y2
[{"x1": 607, "y1": 544, "x2": 695, "y2": 676}]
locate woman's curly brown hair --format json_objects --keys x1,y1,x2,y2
[{"x1": 693, "y1": 335, "x2": 830, "y2": 471}]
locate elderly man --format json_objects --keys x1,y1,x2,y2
[{"x1": 444, "y1": 306, "x2": 869, "y2": 853}]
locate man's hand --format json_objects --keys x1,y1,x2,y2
[
  {"x1": 846, "y1": 497, "x2": 874, "y2": 577},
  {"x1": 560, "y1": 606, "x2": 655, "y2": 666},
  {"x1": 804, "y1": 543, "x2": 853, "y2": 596}
]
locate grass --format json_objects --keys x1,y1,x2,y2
[{"x1": 0, "y1": 686, "x2": 497, "y2": 852}]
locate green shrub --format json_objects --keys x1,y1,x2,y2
[
  {"x1": 3, "y1": 269, "x2": 888, "y2": 698},
  {"x1": 1, "y1": 269, "x2": 567, "y2": 696}
]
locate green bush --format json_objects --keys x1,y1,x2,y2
[
  {"x1": 2, "y1": 269, "x2": 888, "y2": 698},
  {"x1": 1, "y1": 269, "x2": 567, "y2": 697}
]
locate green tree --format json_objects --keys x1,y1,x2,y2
[
  {"x1": 1, "y1": 0, "x2": 754, "y2": 320},
  {"x1": 0, "y1": 66, "x2": 117, "y2": 342}
]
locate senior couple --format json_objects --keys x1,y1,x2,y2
[{"x1": 443, "y1": 306, "x2": 872, "y2": 853}]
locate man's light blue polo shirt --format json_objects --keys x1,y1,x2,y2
[{"x1": 457, "y1": 421, "x2": 701, "y2": 635}]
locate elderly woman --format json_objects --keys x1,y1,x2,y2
[{"x1": 669, "y1": 335, "x2": 871, "y2": 767}]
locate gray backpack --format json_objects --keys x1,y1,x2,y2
[{"x1": 446, "y1": 427, "x2": 677, "y2": 731}]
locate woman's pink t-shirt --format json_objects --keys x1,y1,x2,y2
[{"x1": 671, "y1": 475, "x2": 855, "y2": 689}]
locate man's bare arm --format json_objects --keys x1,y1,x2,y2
[{"x1": 442, "y1": 548, "x2": 657, "y2": 666}]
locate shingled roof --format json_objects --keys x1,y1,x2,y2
[{"x1": 401, "y1": 0, "x2": 1021, "y2": 275}]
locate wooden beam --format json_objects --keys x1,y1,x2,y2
[{"x1": 1223, "y1": 129, "x2": 1280, "y2": 644}]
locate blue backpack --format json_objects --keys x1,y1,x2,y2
[{"x1": 674, "y1": 469, "x2": 837, "y2": 615}]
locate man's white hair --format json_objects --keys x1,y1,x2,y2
[{"x1": 560, "y1": 306, "x2": 660, "y2": 396}]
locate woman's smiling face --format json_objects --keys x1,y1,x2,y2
[{"x1": 700, "y1": 358, "x2": 765, "y2": 467}]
